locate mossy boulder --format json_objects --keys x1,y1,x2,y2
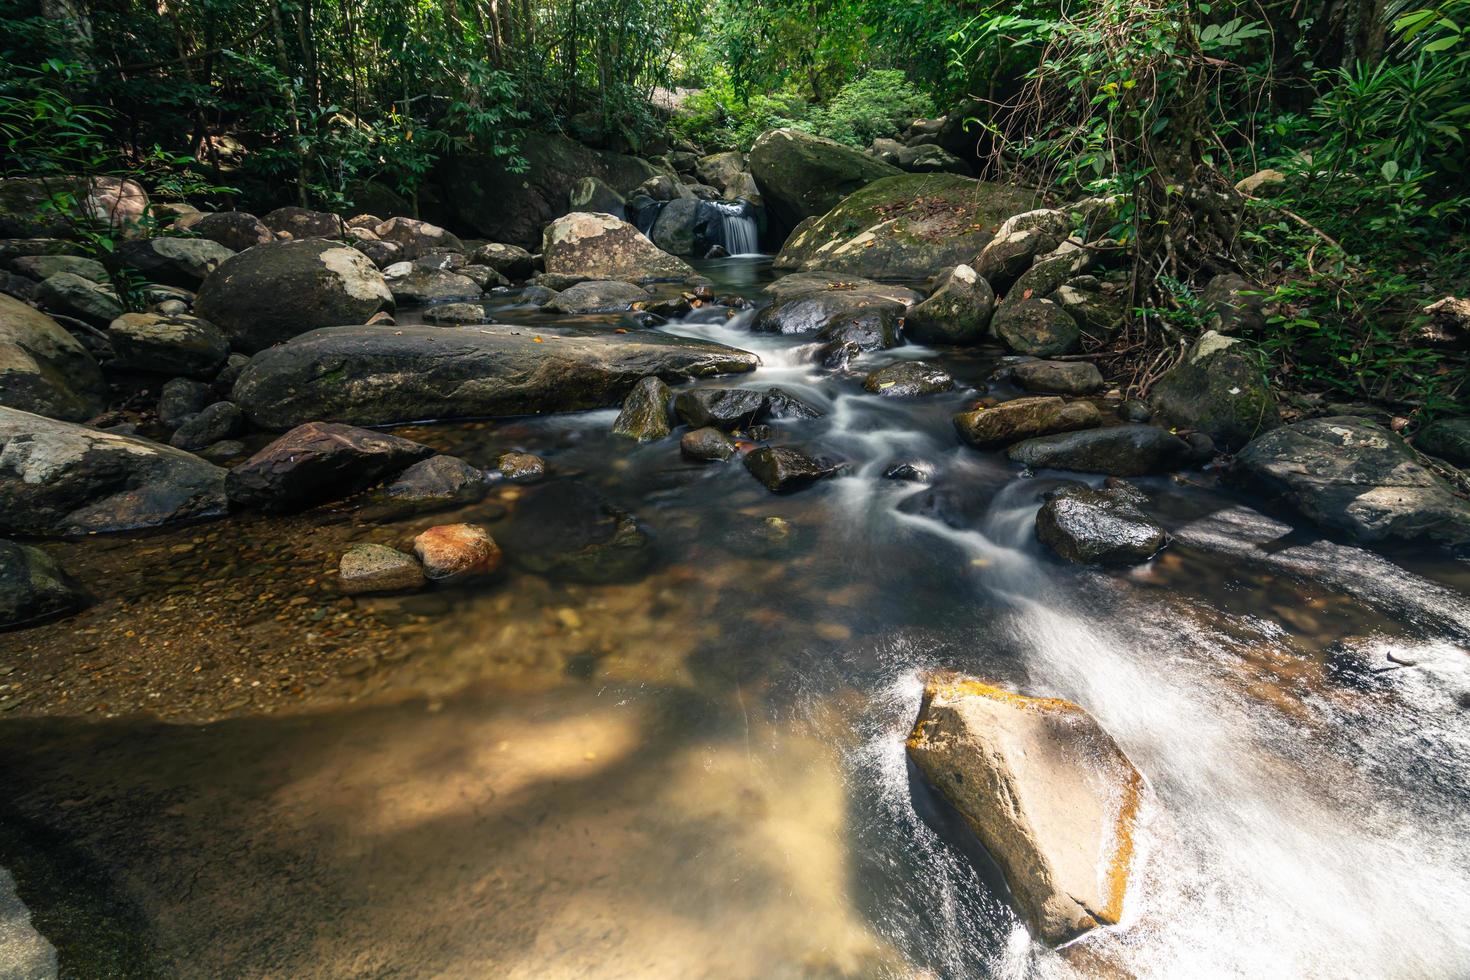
[
  {"x1": 1149, "y1": 331, "x2": 1278, "y2": 451},
  {"x1": 0, "y1": 292, "x2": 107, "y2": 421},
  {"x1": 750, "y1": 128, "x2": 901, "y2": 238},
  {"x1": 0, "y1": 539, "x2": 87, "y2": 627},
  {"x1": 992, "y1": 296, "x2": 1080, "y2": 357},
  {"x1": 905, "y1": 264, "x2": 995, "y2": 345},
  {"x1": 772, "y1": 173, "x2": 1038, "y2": 281},
  {"x1": 193, "y1": 240, "x2": 394, "y2": 353}
]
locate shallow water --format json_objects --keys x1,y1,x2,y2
[{"x1": 3, "y1": 256, "x2": 1469, "y2": 978}]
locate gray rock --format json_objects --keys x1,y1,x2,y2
[
  {"x1": 814, "y1": 306, "x2": 902, "y2": 368},
  {"x1": 680, "y1": 426, "x2": 736, "y2": 461},
  {"x1": 568, "y1": 176, "x2": 627, "y2": 216},
  {"x1": 109, "y1": 312, "x2": 229, "y2": 377},
  {"x1": 497, "y1": 452, "x2": 547, "y2": 482},
  {"x1": 360, "y1": 454, "x2": 487, "y2": 519},
  {"x1": 696, "y1": 151, "x2": 747, "y2": 192},
  {"x1": 184, "y1": 210, "x2": 274, "y2": 251},
  {"x1": 954, "y1": 396, "x2": 1101, "y2": 449},
  {"x1": 338, "y1": 543, "x2": 425, "y2": 594},
  {"x1": 1011, "y1": 360, "x2": 1103, "y2": 395},
  {"x1": 0, "y1": 865, "x2": 58, "y2": 978},
  {"x1": 261, "y1": 206, "x2": 344, "y2": 239},
  {"x1": 973, "y1": 209, "x2": 1069, "y2": 292},
  {"x1": 1416, "y1": 417, "x2": 1470, "y2": 467},
  {"x1": 863, "y1": 360, "x2": 955, "y2": 397},
  {"x1": 117, "y1": 236, "x2": 235, "y2": 288},
  {"x1": 384, "y1": 266, "x2": 482, "y2": 305},
  {"x1": 674, "y1": 387, "x2": 768, "y2": 429},
  {"x1": 547, "y1": 279, "x2": 649, "y2": 314},
  {"x1": 1053, "y1": 279, "x2": 1127, "y2": 339},
  {"x1": 169, "y1": 400, "x2": 243, "y2": 450},
  {"x1": 0, "y1": 270, "x2": 37, "y2": 302},
  {"x1": 894, "y1": 144, "x2": 972, "y2": 175},
  {"x1": 748, "y1": 128, "x2": 901, "y2": 235},
  {"x1": 11, "y1": 254, "x2": 106, "y2": 282},
  {"x1": 764, "y1": 386, "x2": 824, "y2": 420},
  {"x1": 421, "y1": 302, "x2": 491, "y2": 325},
  {"x1": 455, "y1": 264, "x2": 509, "y2": 290},
  {"x1": 1149, "y1": 331, "x2": 1278, "y2": 451},
  {"x1": 1008, "y1": 424, "x2": 1192, "y2": 475},
  {"x1": 744, "y1": 446, "x2": 843, "y2": 493},
  {"x1": 905, "y1": 264, "x2": 995, "y2": 345},
  {"x1": 1200, "y1": 272, "x2": 1267, "y2": 334},
  {"x1": 1235, "y1": 416, "x2": 1470, "y2": 546},
  {"x1": 227, "y1": 421, "x2": 434, "y2": 512},
  {"x1": 0, "y1": 539, "x2": 86, "y2": 627},
  {"x1": 158, "y1": 377, "x2": 213, "y2": 429},
  {"x1": 0, "y1": 406, "x2": 227, "y2": 535},
  {"x1": 612, "y1": 376, "x2": 673, "y2": 442},
  {"x1": 374, "y1": 216, "x2": 463, "y2": 261},
  {"x1": 992, "y1": 296, "x2": 1080, "y2": 357},
  {"x1": 542, "y1": 212, "x2": 693, "y2": 284},
  {"x1": 194, "y1": 240, "x2": 394, "y2": 353},
  {"x1": 468, "y1": 242, "x2": 534, "y2": 280},
  {"x1": 1036, "y1": 481, "x2": 1168, "y2": 564},
  {"x1": 755, "y1": 273, "x2": 918, "y2": 335},
  {"x1": 35, "y1": 272, "x2": 122, "y2": 323},
  {"x1": 232, "y1": 324, "x2": 760, "y2": 429},
  {"x1": 0, "y1": 292, "x2": 107, "y2": 421}
]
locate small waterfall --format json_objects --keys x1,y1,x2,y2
[{"x1": 710, "y1": 199, "x2": 760, "y2": 255}]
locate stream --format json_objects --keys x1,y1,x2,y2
[{"x1": 3, "y1": 256, "x2": 1469, "y2": 978}]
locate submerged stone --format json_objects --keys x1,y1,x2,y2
[
  {"x1": 413, "y1": 523, "x2": 502, "y2": 583},
  {"x1": 0, "y1": 539, "x2": 87, "y2": 627},
  {"x1": 499, "y1": 481, "x2": 653, "y2": 584},
  {"x1": 226, "y1": 421, "x2": 434, "y2": 512},
  {"x1": 338, "y1": 543, "x2": 425, "y2": 595}
]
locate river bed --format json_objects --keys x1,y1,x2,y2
[{"x1": 2, "y1": 257, "x2": 1469, "y2": 978}]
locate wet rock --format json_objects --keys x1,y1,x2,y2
[
  {"x1": 469, "y1": 242, "x2": 535, "y2": 280},
  {"x1": 1200, "y1": 272, "x2": 1267, "y2": 334},
  {"x1": 11, "y1": 254, "x2": 106, "y2": 282},
  {"x1": 1149, "y1": 331, "x2": 1278, "y2": 451},
  {"x1": 772, "y1": 172, "x2": 1038, "y2": 280},
  {"x1": 744, "y1": 446, "x2": 843, "y2": 493},
  {"x1": 612, "y1": 376, "x2": 673, "y2": 442},
  {"x1": 696, "y1": 151, "x2": 748, "y2": 192},
  {"x1": 232, "y1": 324, "x2": 759, "y2": 429},
  {"x1": 338, "y1": 543, "x2": 425, "y2": 595},
  {"x1": 226, "y1": 421, "x2": 434, "y2": 512},
  {"x1": 497, "y1": 452, "x2": 546, "y2": 482},
  {"x1": 973, "y1": 209, "x2": 1070, "y2": 292},
  {"x1": 755, "y1": 273, "x2": 918, "y2": 335},
  {"x1": 1036, "y1": 481, "x2": 1169, "y2": 564},
  {"x1": 421, "y1": 302, "x2": 490, "y2": 325},
  {"x1": 413, "y1": 523, "x2": 502, "y2": 582},
  {"x1": 883, "y1": 460, "x2": 932, "y2": 482},
  {"x1": 764, "y1": 386, "x2": 824, "y2": 420},
  {"x1": 905, "y1": 264, "x2": 996, "y2": 345},
  {"x1": 1416, "y1": 417, "x2": 1470, "y2": 467},
  {"x1": 185, "y1": 210, "x2": 274, "y2": 252},
  {"x1": 194, "y1": 240, "x2": 393, "y2": 353},
  {"x1": 680, "y1": 426, "x2": 736, "y2": 462},
  {"x1": 383, "y1": 265, "x2": 482, "y2": 305},
  {"x1": 1008, "y1": 424, "x2": 1192, "y2": 476},
  {"x1": 360, "y1": 454, "x2": 487, "y2": 518},
  {"x1": 0, "y1": 292, "x2": 107, "y2": 421},
  {"x1": 109, "y1": 312, "x2": 229, "y2": 377},
  {"x1": 1235, "y1": 416, "x2": 1470, "y2": 546},
  {"x1": 541, "y1": 212, "x2": 694, "y2": 284},
  {"x1": 674, "y1": 387, "x2": 768, "y2": 429},
  {"x1": 1054, "y1": 278, "x2": 1127, "y2": 340},
  {"x1": 1118, "y1": 399, "x2": 1151, "y2": 423},
  {"x1": 907, "y1": 674, "x2": 1141, "y2": 946},
  {"x1": 0, "y1": 406, "x2": 228, "y2": 535},
  {"x1": 261, "y1": 206, "x2": 344, "y2": 240},
  {"x1": 954, "y1": 397, "x2": 1100, "y2": 449},
  {"x1": 863, "y1": 361, "x2": 955, "y2": 397},
  {"x1": 715, "y1": 513, "x2": 804, "y2": 557},
  {"x1": 456, "y1": 265, "x2": 509, "y2": 291},
  {"x1": 158, "y1": 378, "x2": 214, "y2": 429},
  {"x1": 0, "y1": 539, "x2": 87, "y2": 627},
  {"x1": 992, "y1": 296, "x2": 1080, "y2": 357},
  {"x1": 814, "y1": 306, "x2": 901, "y2": 367},
  {"x1": 169, "y1": 400, "x2": 243, "y2": 451},
  {"x1": 35, "y1": 272, "x2": 123, "y2": 323},
  {"x1": 117, "y1": 236, "x2": 234, "y2": 288},
  {"x1": 374, "y1": 216, "x2": 463, "y2": 261},
  {"x1": 749, "y1": 128, "x2": 900, "y2": 236},
  {"x1": 499, "y1": 480, "x2": 653, "y2": 583},
  {"x1": 1011, "y1": 360, "x2": 1103, "y2": 395},
  {"x1": 547, "y1": 279, "x2": 650, "y2": 314}
]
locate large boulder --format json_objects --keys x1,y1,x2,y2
[
  {"x1": 108, "y1": 312, "x2": 229, "y2": 378},
  {"x1": 1149, "y1": 331, "x2": 1278, "y2": 451},
  {"x1": 0, "y1": 175, "x2": 148, "y2": 239},
  {"x1": 226, "y1": 421, "x2": 434, "y2": 512},
  {"x1": 443, "y1": 131, "x2": 661, "y2": 249},
  {"x1": 907, "y1": 675, "x2": 1141, "y2": 946},
  {"x1": 568, "y1": 176, "x2": 627, "y2": 217},
  {"x1": 498, "y1": 480, "x2": 653, "y2": 583},
  {"x1": 1234, "y1": 416, "x2": 1470, "y2": 546},
  {"x1": 261, "y1": 206, "x2": 344, "y2": 240},
  {"x1": 673, "y1": 387, "x2": 769, "y2": 430},
  {"x1": 755, "y1": 272, "x2": 919, "y2": 335},
  {"x1": 749, "y1": 128, "x2": 901, "y2": 238},
  {"x1": 696, "y1": 151, "x2": 748, "y2": 192},
  {"x1": 1008, "y1": 424, "x2": 1192, "y2": 476},
  {"x1": 116, "y1": 236, "x2": 235, "y2": 288},
  {"x1": 468, "y1": 242, "x2": 534, "y2": 281},
  {"x1": 0, "y1": 406, "x2": 227, "y2": 535},
  {"x1": 772, "y1": 173, "x2": 1038, "y2": 281},
  {"x1": 232, "y1": 324, "x2": 759, "y2": 429},
  {"x1": 953, "y1": 396, "x2": 1100, "y2": 449},
  {"x1": 0, "y1": 292, "x2": 107, "y2": 420},
  {"x1": 905, "y1": 265, "x2": 995, "y2": 345},
  {"x1": 182, "y1": 211, "x2": 274, "y2": 251},
  {"x1": 541, "y1": 212, "x2": 693, "y2": 283},
  {"x1": 373, "y1": 216, "x2": 463, "y2": 261},
  {"x1": 0, "y1": 538, "x2": 87, "y2": 627},
  {"x1": 193, "y1": 240, "x2": 393, "y2": 353},
  {"x1": 1036, "y1": 481, "x2": 1168, "y2": 564},
  {"x1": 383, "y1": 265, "x2": 482, "y2": 305}
]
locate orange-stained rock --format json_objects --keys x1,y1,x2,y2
[{"x1": 412, "y1": 524, "x2": 501, "y2": 583}]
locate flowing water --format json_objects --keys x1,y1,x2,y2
[{"x1": 2, "y1": 256, "x2": 1469, "y2": 978}]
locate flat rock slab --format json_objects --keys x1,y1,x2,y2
[
  {"x1": 232, "y1": 324, "x2": 760, "y2": 429},
  {"x1": 0, "y1": 866, "x2": 58, "y2": 980},
  {"x1": 907, "y1": 675, "x2": 1142, "y2": 946}
]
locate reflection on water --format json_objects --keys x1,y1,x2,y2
[{"x1": 2, "y1": 257, "x2": 1469, "y2": 977}]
